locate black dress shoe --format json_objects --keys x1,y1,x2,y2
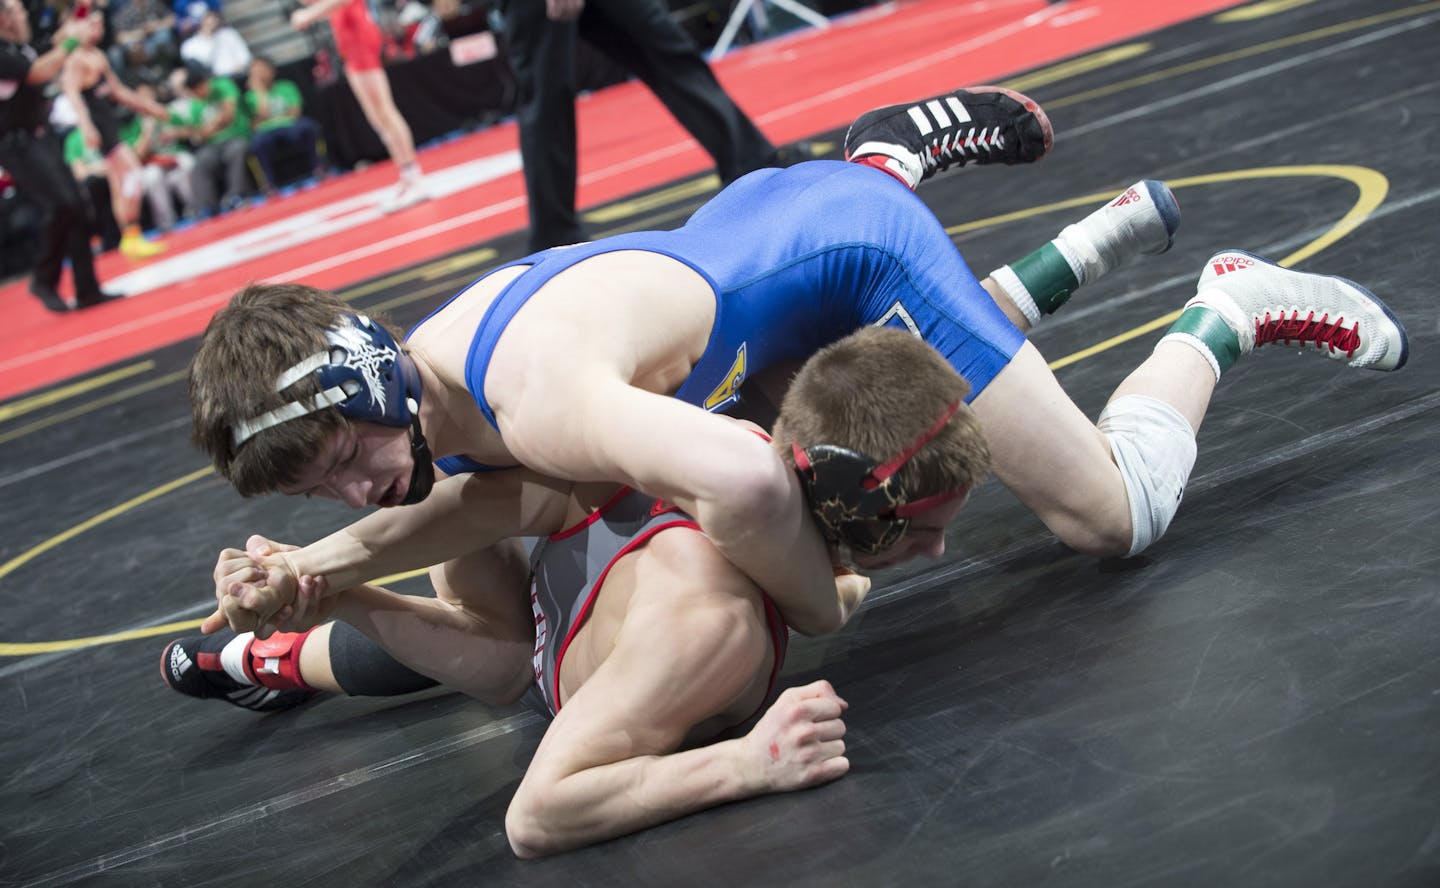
[
  {"x1": 29, "y1": 284, "x2": 73, "y2": 313},
  {"x1": 74, "y1": 290, "x2": 126, "y2": 308}
]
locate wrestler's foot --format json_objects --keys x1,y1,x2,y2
[
  {"x1": 120, "y1": 227, "x2": 166, "y2": 260},
  {"x1": 160, "y1": 629, "x2": 316, "y2": 712},
  {"x1": 1169, "y1": 251, "x2": 1408, "y2": 378},
  {"x1": 844, "y1": 86, "x2": 1053, "y2": 188},
  {"x1": 380, "y1": 176, "x2": 431, "y2": 214},
  {"x1": 1058, "y1": 180, "x2": 1180, "y2": 285}
]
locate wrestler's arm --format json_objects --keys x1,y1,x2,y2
[
  {"x1": 290, "y1": 0, "x2": 351, "y2": 29},
  {"x1": 504, "y1": 531, "x2": 849, "y2": 858},
  {"x1": 207, "y1": 469, "x2": 569, "y2": 633},
  {"x1": 496, "y1": 375, "x2": 861, "y2": 636},
  {"x1": 101, "y1": 60, "x2": 168, "y2": 119}
]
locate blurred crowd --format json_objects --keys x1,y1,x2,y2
[{"x1": 1, "y1": 0, "x2": 451, "y2": 274}]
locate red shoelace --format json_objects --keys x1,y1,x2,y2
[{"x1": 1254, "y1": 310, "x2": 1362, "y2": 357}]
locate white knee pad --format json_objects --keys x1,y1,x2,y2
[{"x1": 1097, "y1": 395, "x2": 1197, "y2": 557}]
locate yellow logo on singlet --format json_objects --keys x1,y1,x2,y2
[{"x1": 703, "y1": 343, "x2": 747, "y2": 410}]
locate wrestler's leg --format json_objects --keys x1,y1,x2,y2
[
  {"x1": 978, "y1": 253, "x2": 1407, "y2": 559},
  {"x1": 107, "y1": 144, "x2": 166, "y2": 258},
  {"x1": 345, "y1": 67, "x2": 417, "y2": 169},
  {"x1": 161, "y1": 541, "x2": 534, "y2": 709}
]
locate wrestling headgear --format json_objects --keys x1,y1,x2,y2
[
  {"x1": 791, "y1": 400, "x2": 968, "y2": 555},
  {"x1": 231, "y1": 313, "x2": 436, "y2": 505}
]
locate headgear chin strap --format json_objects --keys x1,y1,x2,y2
[
  {"x1": 792, "y1": 399, "x2": 967, "y2": 555},
  {"x1": 232, "y1": 313, "x2": 436, "y2": 506}
]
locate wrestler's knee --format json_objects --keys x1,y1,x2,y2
[{"x1": 1097, "y1": 395, "x2": 1198, "y2": 557}]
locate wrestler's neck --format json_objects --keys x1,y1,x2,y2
[{"x1": 407, "y1": 348, "x2": 513, "y2": 463}]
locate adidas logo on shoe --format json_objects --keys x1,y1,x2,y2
[
  {"x1": 844, "y1": 86, "x2": 1053, "y2": 188},
  {"x1": 1207, "y1": 253, "x2": 1258, "y2": 276}
]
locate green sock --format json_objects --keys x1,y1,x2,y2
[
  {"x1": 996, "y1": 242, "x2": 1081, "y2": 321},
  {"x1": 1162, "y1": 305, "x2": 1243, "y2": 378}
]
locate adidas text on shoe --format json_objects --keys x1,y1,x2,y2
[
  {"x1": 1182, "y1": 250, "x2": 1408, "y2": 373},
  {"x1": 1057, "y1": 179, "x2": 1181, "y2": 284},
  {"x1": 844, "y1": 86, "x2": 1053, "y2": 189}
]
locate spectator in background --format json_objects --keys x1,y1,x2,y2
[
  {"x1": 245, "y1": 56, "x2": 322, "y2": 192},
  {"x1": 60, "y1": 3, "x2": 169, "y2": 258},
  {"x1": 126, "y1": 79, "x2": 196, "y2": 228},
  {"x1": 109, "y1": 0, "x2": 177, "y2": 80},
  {"x1": 289, "y1": 0, "x2": 428, "y2": 213},
  {"x1": 175, "y1": 63, "x2": 250, "y2": 214},
  {"x1": 62, "y1": 122, "x2": 122, "y2": 250},
  {"x1": 492, "y1": 0, "x2": 787, "y2": 252},
  {"x1": 173, "y1": 0, "x2": 219, "y2": 40},
  {"x1": 180, "y1": 9, "x2": 250, "y2": 80},
  {"x1": 0, "y1": 0, "x2": 120, "y2": 311}
]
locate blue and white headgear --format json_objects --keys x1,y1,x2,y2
[{"x1": 231, "y1": 313, "x2": 436, "y2": 505}]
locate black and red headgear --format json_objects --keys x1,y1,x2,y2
[{"x1": 791, "y1": 400, "x2": 967, "y2": 555}]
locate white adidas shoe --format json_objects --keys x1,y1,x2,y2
[
  {"x1": 1059, "y1": 179, "x2": 1181, "y2": 284},
  {"x1": 1186, "y1": 250, "x2": 1408, "y2": 371}
]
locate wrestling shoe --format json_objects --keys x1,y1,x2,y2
[
  {"x1": 844, "y1": 86, "x2": 1053, "y2": 189},
  {"x1": 379, "y1": 177, "x2": 431, "y2": 214},
  {"x1": 160, "y1": 628, "x2": 316, "y2": 712},
  {"x1": 119, "y1": 230, "x2": 166, "y2": 260},
  {"x1": 1058, "y1": 180, "x2": 1181, "y2": 285},
  {"x1": 1179, "y1": 251, "x2": 1408, "y2": 374}
]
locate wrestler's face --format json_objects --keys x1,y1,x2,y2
[
  {"x1": 278, "y1": 421, "x2": 416, "y2": 508},
  {"x1": 847, "y1": 492, "x2": 969, "y2": 570}
]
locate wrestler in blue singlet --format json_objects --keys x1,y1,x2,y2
[{"x1": 420, "y1": 161, "x2": 1023, "y2": 475}]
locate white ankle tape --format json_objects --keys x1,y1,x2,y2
[
  {"x1": 989, "y1": 264, "x2": 1041, "y2": 326},
  {"x1": 1097, "y1": 395, "x2": 1197, "y2": 557},
  {"x1": 1054, "y1": 227, "x2": 1094, "y2": 284},
  {"x1": 219, "y1": 632, "x2": 258, "y2": 686}
]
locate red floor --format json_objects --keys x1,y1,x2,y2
[{"x1": 0, "y1": 0, "x2": 1244, "y2": 402}]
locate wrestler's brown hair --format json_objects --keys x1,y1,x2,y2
[
  {"x1": 189, "y1": 283, "x2": 400, "y2": 497},
  {"x1": 772, "y1": 326, "x2": 991, "y2": 501}
]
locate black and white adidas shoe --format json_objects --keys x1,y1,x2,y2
[
  {"x1": 844, "y1": 86, "x2": 1054, "y2": 189},
  {"x1": 160, "y1": 629, "x2": 316, "y2": 712}
]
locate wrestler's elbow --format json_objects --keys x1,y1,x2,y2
[{"x1": 504, "y1": 785, "x2": 567, "y2": 859}]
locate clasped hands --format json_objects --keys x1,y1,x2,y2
[{"x1": 202, "y1": 535, "x2": 335, "y2": 638}]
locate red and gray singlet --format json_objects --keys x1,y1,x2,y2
[{"x1": 525, "y1": 486, "x2": 789, "y2": 719}]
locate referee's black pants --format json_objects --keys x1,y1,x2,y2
[
  {"x1": 496, "y1": 0, "x2": 778, "y2": 252},
  {"x1": 0, "y1": 128, "x2": 103, "y2": 301}
]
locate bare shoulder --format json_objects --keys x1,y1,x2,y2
[
  {"x1": 638, "y1": 525, "x2": 760, "y2": 601},
  {"x1": 500, "y1": 250, "x2": 715, "y2": 386}
]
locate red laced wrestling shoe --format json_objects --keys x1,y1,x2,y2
[{"x1": 1185, "y1": 250, "x2": 1408, "y2": 371}]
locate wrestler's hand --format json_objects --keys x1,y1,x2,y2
[
  {"x1": 201, "y1": 535, "x2": 302, "y2": 636},
  {"x1": 740, "y1": 680, "x2": 850, "y2": 793},
  {"x1": 546, "y1": 0, "x2": 583, "y2": 22},
  {"x1": 834, "y1": 566, "x2": 871, "y2": 625},
  {"x1": 289, "y1": 7, "x2": 320, "y2": 30},
  {"x1": 80, "y1": 121, "x2": 100, "y2": 151}
]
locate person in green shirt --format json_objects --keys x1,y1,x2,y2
[
  {"x1": 176, "y1": 63, "x2": 250, "y2": 214},
  {"x1": 121, "y1": 80, "x2": 197, "y2": 229},
  {"x1": 244, "y1": 56, "x2": 321, "y2": 193}
]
